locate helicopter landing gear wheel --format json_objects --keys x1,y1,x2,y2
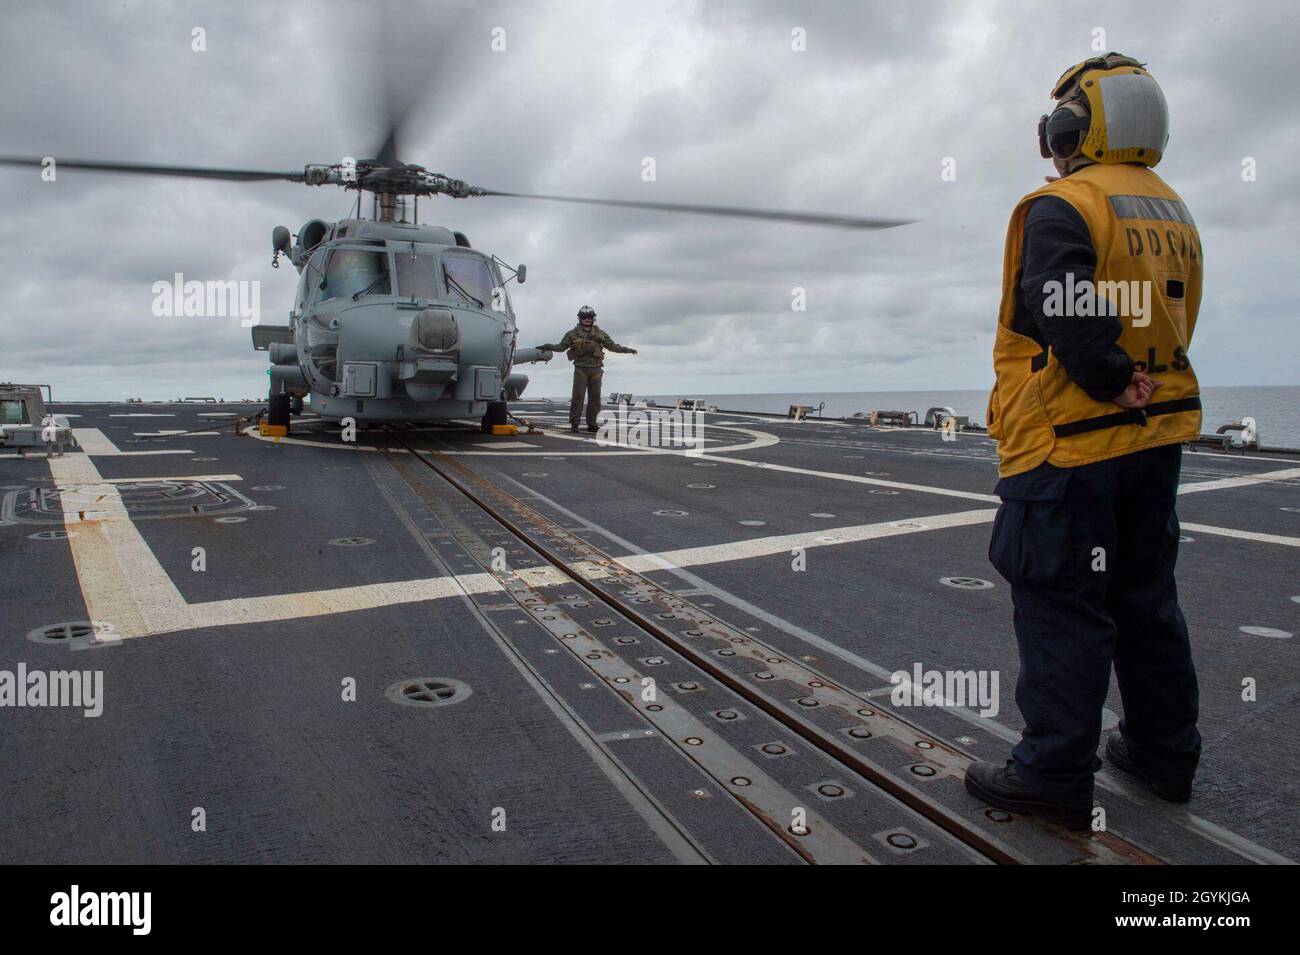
[
  {"x1": 290, "y1": 395, "x2": 304, "y2": 415},
  {"x1": 267, "y1": 393, "x2": 291, "y2": 434},
  {"x1": 482, "y1": 400, "x2": 508, "y2": 434}
]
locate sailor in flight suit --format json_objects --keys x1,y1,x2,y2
[
  {"x1": 964, "y1": 54, "x2": 1205, "y2": 829},
  {"x1": 536, "y1": 306, "x2": 638, "y2": 433}
]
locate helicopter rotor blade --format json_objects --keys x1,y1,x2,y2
[
  {"x1": 0, "y1": 155, "x2": 307, "y2": 183},
  {"x1": 477, "y1": 190, "x2": 916, "y2": 231},
  {"x1": 362, "y1": 0, "x2": 488, "y2": 166}
]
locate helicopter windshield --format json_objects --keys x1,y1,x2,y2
[
  {"x1": 320, "y1": 249, "x2": 390, "y2": 301},
  {"x1": 442, "y1": 255, "x2": 496, "y2": 309},
  {"x1": 394, "y1": 252, "x2": 439, "y2": 300}
]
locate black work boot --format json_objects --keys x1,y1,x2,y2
[
  {"x1": 1104, "y1": 732, "x2": 1192, "y2": 803},
  {"x1": 964, "y1": 759, "x2": 1092, "y2": 830},
  {"x1": 586, "y1": 424, "x2": 598, "y2": 433},
  {"x1": 569, "y1": 423, "x2": 579, "y2": 433}
]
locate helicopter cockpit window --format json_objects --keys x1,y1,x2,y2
[
  {"x1": 320, "y1": 249, "x2": 390, "y2": 302},
  {"x1": 441, "y1": 255, "x2": 496, "y2": 309},
  {"x1": 394, "y1": 253, "x2": 440, "y2": 301}
]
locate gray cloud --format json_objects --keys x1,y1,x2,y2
[{"x1": 1, "y1": 0, "x2": 1296, "y2": 402}]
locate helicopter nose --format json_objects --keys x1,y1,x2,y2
[{"x1": 412, "y1": 307, "x2": 459, "y2": 353}]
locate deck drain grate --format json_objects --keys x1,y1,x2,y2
[
  {"x1": 940, "y1": 576, "x2": 994, "y2": 590},
  {"x1": 27, "y1": 620, "x2": 116, "y2": 647},
  {"x1": 28, "y1": 529, "x2": 72, "y2": 540},
  {"x1": 386, "y1": 677, "x2": 472, "y2": 708},
  {"x1": 330, "y1": 537, "x2": 375, "y2": 546}
]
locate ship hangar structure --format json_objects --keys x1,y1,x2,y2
[{"x1": 0, "y1": 399, "x2": 1296, "y2": 866}]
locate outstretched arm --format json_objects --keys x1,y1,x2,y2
[
  {"x1": 535, "y1": 330, "x2": 573, "y2": 352},
  {"x1": 598, "y1": 330, "x2": 638, "y2": 354}
]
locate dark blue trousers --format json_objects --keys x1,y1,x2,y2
[{"x1": 989, "y1": 442, "x2": 1201, "y2": 808}]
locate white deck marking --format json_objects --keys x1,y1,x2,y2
[
  {"x1": 1177, "y1": 466, "x2": 1300, "y2": 494},
  {"x1": 472, "y1": 441, "x2": 538, "y2": 449},
  {"x1": 71, "y1": 428, "x2": 120, "y2": 453},
  {"x1": 173, "y1": 574, "x2": 502, "y2": 634},
  {"x1": 73, "y1": 427, "x2": 194, "y2": 456},
  {"x1": 1180, "y1": 522, "x2": 1300, "y2": 547},
  {"x1": 704, "y1": 450, "x2": 1001, "y2": 502},
  {"x1": 48, "y1": 454, "x2": 188, "y2": 639},
  {"x1": 618, "y1": 509, "x2": 998, "y2": 573},
  {"x1": 133, "y1": 430, "x2": 218, "y2": 437},
  {"x1": 90, "y1": 474, "x2": 243, "y2": 485}
]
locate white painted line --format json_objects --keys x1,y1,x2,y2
[
  {"x1": 102, "y1": 450, "x2": 197, "y2": 456},
  {"x1": 1180, "y1": 522, "x2": 1300, "y2": 547},
  {"x1": 90, "y1": 474, "x2": 243, "y2": 485},
  {"x1": 72, "y1": 428, "x2": 194, "y2": 456},
  {"x1": 133, "y1": 431, "x2": 219, "y2": 437},
  {"x1": 48, "y1": 454, "x2": 188, "y2": 640},
  {"x1": 108, "y1": 413, "x2": 175, "y2": 417},
  {"x1": 618, "y1": 509, "x2": 998, "y2": 572},
  {"x1": 173, "y1": 574, "x2": 503, "y2": 634},
  {"x1": 1177, "y1": 467, "x2": 1300, "y2": 494},
  {"x1": 72, "y1": 428, "x2": 119, "y2": 453},
  {"x1": 704, "y1": 449, "x2": 1001, "y2": 503},
  {"x1": 472, "y1": 441, "x2": 539, "y2": 449}
]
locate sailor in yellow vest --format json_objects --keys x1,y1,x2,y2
[{"x1": 965, "y1": 54, "x2": 1203, "y2": 829}]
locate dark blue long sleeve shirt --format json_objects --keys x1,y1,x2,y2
[{"x1": 1013, "y1": 196, "x2": 1134, "y2": 403}]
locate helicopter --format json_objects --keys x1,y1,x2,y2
[{"x1": 0, "y1": 55, "x2": 914, "y2": 434}]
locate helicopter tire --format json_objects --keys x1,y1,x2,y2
[
  {"x1": 290, "y1": 395, "x2": 304, "y2": 416},
  {"x1": 267, "y1": 393, "x2": 292, "y2": 430},
  {"x1": 482, "y1": 400, "x2": 509, "y2": 433}
]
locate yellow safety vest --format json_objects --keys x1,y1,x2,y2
[{"x1": 987, "y1": 163, "x2": 1203, "y2": 477}]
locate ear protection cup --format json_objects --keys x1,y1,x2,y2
[{"x1": 1038, "y1": 101, "x2": 1091, "y2": 159}]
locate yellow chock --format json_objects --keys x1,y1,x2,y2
[
  {"x1": 259, "y1": 422, "x2": 288, "y2": 437},
  {"x1": 490, "y1": 424, "x2": 519, "y2": 436}
]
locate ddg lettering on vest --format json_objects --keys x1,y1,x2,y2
[{"x1": 49, "y1": 885, "x2": 151, "y2": 935}]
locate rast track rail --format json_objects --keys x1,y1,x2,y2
[{"x1": 380, "y1": 427, "x2": 1162, "y2": 866}]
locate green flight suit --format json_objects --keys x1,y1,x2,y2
[{"x1": 537, "y1": 324, "x2": 635, "y2": 429}]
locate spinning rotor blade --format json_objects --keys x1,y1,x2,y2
[
  {"x1": 362, "y1": 0, "x2": 487, "y2": 166},
  {"x1": 0, "y1": 155, "x2": 306, "y2": 183},
  {"x1": 477, "y1": 190, "x2": 916, "y2": 231}
]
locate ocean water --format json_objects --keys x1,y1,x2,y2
[{"x1": 637, "y1": 386, "x2": 1300, "y2": 448}]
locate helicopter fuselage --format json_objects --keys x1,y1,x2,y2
[{"x1": 259, "y1": 216, "x2": 539, "y2": 423}]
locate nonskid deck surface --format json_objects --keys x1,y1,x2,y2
[{"x1": 0, "y1": 401, "x2": 1295, "y2": 863}]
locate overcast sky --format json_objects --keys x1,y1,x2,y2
[{"x1": 1, "y1": 0, "x2": 1296, "y2": 402}]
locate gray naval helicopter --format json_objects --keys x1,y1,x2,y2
[{"x1": 1, "y1": 112, "x2": 911, "y2": 434}]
